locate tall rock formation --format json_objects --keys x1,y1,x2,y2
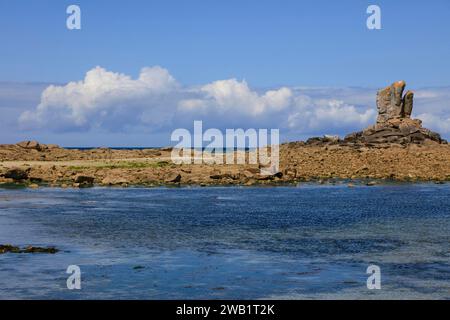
[
  {"x1": 376, "y1": 80, "x2": 413, "y2": 124},
  {"x1": 344, "y1": 81, "x2": 444, "y2": 146}
]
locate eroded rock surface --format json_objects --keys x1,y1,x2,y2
[{"x1": 344, "y1": 81, "x2": 444, "y2": 146}]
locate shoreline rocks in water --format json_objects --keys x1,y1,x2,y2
[
  {"x1": 0, "y1": 244, "x2": 59, "y2": 254},
  {"x1": 0, "y1": 81, "x2": 449, "y2": 186}
]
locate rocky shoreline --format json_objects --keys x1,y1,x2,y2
[
  {"x1": 0, "y1": 139, "x2": 449, "y2": 188},
  {"x1": 1, "y1": 81, "x2": 449, "y2": 188}
]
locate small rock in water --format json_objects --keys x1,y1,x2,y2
[
  {"x1": 75, "y1": 175, "x2": 95, "y2": 187},
  {"x1": 133, "y1": 265, "x2": 145, "y2": 270},
  {"x1": 0, "y1": 244, "x2": 21, "y2": 254},
  {"x1": 0, "y1": 244, "x2": 58, "y2": 254},
  {"x1": 22, "y1": 246, "x2": 58, "y2": 254}
]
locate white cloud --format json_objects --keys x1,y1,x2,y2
[
  {"x1": 288, "y1": 98, "x2": 376, "y2": 133},
  {"x1": 17, "y1": 66, "x2": 450, "y2": 139},
  {"x1": 416, "y1": 113, "x2": 450, "y2": 134},
  {"x1": 19, "y1": 66, "x2": 179, "y2": 131},
  {"x1": 197, "y1": 79, "x2": 292, "y2": 115}
]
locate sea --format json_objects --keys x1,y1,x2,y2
[{"x1": 0, "y1": 183, "x2": 449, "y2": 299}]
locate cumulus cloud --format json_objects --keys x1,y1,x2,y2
[
  {"x1": 197, "y1": 79, "x2": 292, "y2": 115},
  {"x1": 287, "y1": 95, "x2": 375, "y2": 134},
  {"x1": 17, "y1": 66, "x2": 450, "y2": 139},
  {"x1": 19, "y1": 66, "x2": 179, "y2": 132}
]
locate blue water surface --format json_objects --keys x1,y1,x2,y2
[{"x1": 0, "y1": 184, "x2": 449, "y2": 299}]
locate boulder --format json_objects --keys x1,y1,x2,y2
[
  {"x1": 3, "y1": 168, "x2": 30, "y2": 181},
  {"x1": 75, "y1": 175, "x2": 95, "y2": 184},
  {"x1": 17, "y1": 140, "x2": 43, "y2": 151},
  {"x1": 74, "y1": 175, "x2": 95, "y2": 187},
  {"x1": 165, "y1": 173, "x2": 181, "y2": 183}
]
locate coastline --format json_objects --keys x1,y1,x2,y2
[
  {"x1": 1, "y1": 141, "x2": 450, "y2": 188},
  {"x1": 1, "y1": 184, "x2": 449, "y2": 299}
]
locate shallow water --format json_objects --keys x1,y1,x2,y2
[{"x1": 0, "y1": 184, "x2": 449, "y2": 299}]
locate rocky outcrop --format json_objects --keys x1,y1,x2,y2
[
  {"x1": 17, "y1": 140, "x2": 43, "y2": 151},
  {"x1": 302, "y1": 81, "x2": 446, "y2": 147},
  {"x1": 344, "y1": 81, "x2": 445, "y2": 146},
  {"x1": 16, "y1": 140, "x2": 60, "y2": 151},
  {"x1": 0, "y1": 142, "x2": 171, "y2": 162}
]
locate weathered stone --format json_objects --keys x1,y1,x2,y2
[
  {"x1": 346, "y1": 81, "x2": 443, "y2": 146},
  {"x1": 101, "y1": 176, "x2": 129, "y2": 186},
  {"x1": 403, "y1": 91, "x2": 414, "y2": 118},
  {"x1": 22, "y1": 246, "x2": 58, "y2": 254},
  {"x1": 75, "y1": 175, "x2": 95, "y2": 184},
  {"x1": 210, "y1": 173, "x2": 234, "y2": 180},
  {"x1": 165, "y1": 173, "x2": 181, "y2": 183},
  {"x1": 17, "y1": 140, "x2": 42, "y2": 151},
  {"x1": 3, "y1": 168, "x2": 29, "y2": 180},
  {"x1": 0, "y1": 244, "x2": 21, "y2": 254},
  {"x1": 344, "y1": 132, "x2": 362, "y2": 142},
  {"x1": 73, "y1": 175, "x2": 95, "y2": 188},
  {"x1": 377, "y1": 81, "x2": 407, "y2": 124},
  {"x1": 0, "y1": 244, "x2": 58, "y2": 254}
]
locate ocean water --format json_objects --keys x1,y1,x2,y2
[{"x1": 0, "y1": 184, "x2": 449, "y2": 300}]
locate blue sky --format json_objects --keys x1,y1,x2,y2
[{"x1": 0, "y1": 0, "x2": 449, "y2": 146}]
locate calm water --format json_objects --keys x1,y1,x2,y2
[{"x1": 0, "y1": 184, "x2": 449, "y2": 299}]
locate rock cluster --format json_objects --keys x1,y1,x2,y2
[
  {"x1": 16, "y1": 140, "x2": 60, "y2": 151},
  {"x1": 0, "y1": 244, "x2": 58, "y2": 254},
  {"x1": 344, "y1": 81, "x2": 444, "y2": 146},
  {"x1": 3, "y1": 167, "x2": 30, "y2": 180}
]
